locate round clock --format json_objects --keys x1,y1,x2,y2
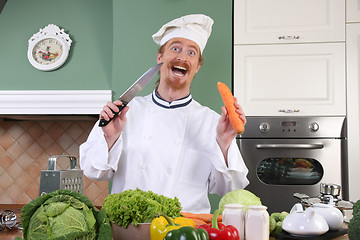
[{"x1": 27, "y1": 24, "x2": 72, "y2": 71}]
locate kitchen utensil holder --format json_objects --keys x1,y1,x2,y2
[{"x1": 39, "y1": 155, "x2": 84, "y2": 196}]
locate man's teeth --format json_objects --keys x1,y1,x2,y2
[
  {"x1": 172, "y1": 66, "x2": 187, "y2": 76},
  {"x1": 175, "y1": 66, "x2": 186, "y2": 70}
]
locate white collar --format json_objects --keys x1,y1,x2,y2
[{"x1": 152, "y1": 88, "x2": 192, "y2": 109}]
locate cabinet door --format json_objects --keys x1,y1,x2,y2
[
  {"x1": 234, "y1": 0, "x2": 345, "y2": 44},
  {"x1": 346, "y1": 24, "x2": 360, "y2": 201},
  {"x1": 234, "y1": 43, "x2": 345, "y2": 116},
  {"x1": 346, "y1": 0, "x2": 360, "y2": 23}
]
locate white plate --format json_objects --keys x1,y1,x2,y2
[{"x1": 287, "y1": 171, "x2": 318, "y2": 179}]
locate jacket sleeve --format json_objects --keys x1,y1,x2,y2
[
  {"x1": 208, "y1": 135, "x2": 249, "y2": 196},
  {"x1": 79, "y1": 121, "x2": 123, "y2": 181}
]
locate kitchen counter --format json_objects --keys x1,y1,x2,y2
[{"x1": 0, "y1": 204, "x2": 350, "y2": 240}]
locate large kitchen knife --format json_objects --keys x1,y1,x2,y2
[{"x1": 99, "y1": 62, "x2": 162, "y2": 127}]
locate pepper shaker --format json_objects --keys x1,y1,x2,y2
[
  {"x1": 222, "y1": 203, "x2": 245, "y2": 240},
  {"x1": 245, "y1": 205, "x2": 269, "y2": 240}
]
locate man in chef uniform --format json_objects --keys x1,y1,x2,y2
[{"x1": 80, "y1": 14, "x2": 249, "y2": 213}]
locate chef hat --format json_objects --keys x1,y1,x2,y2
[{"x1": 152, "y1": 14, "x2": 214, "y2": 53}]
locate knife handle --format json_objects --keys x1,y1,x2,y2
[{"x1": 98, "y1": 103, "x2": 127, "y2": 127}]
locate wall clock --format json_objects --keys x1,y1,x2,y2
[{"x1": 27, "y1": 24, "x2": 72, "y2": 71}]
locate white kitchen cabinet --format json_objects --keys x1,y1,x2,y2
[
  {"x1": 234, "y1": 43, "x2": 346, "y2": 116},
  {"x1": 233, "y1": 0, "x2": 346, "y2": 116},
  {"x1": 346, "y1": 24, "x2": 360, "y2": 201},
  {"x1": 346, "y1": 0, "x2": 360, "y2": 23},
  {"x1": 234, "y1": 0, "x2": 345, "y2": 44}
]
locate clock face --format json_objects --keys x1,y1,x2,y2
[{"x1": 32, "y1": 38, "x2": 63, "y2": 65}]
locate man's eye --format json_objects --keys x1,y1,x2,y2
[
  {"x1": 188, "y1": 50, "x2": 196, "y2": 56},
  {"x1": 172, "y1": 47, "x2": 180, "y2": 52}
]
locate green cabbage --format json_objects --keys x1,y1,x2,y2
[
  {"x1": 218, "y1": 189, "x2": 262, "y2": 212},
  {"x1": 19, "y1": 189, "x2": 111, "y2": 240}
]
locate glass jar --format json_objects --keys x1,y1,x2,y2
[
  {"x1": 222, "y1": 203, "x2": 245, "y2": 240},
  {"x1": 245, "y1": 205, "x2": 269, "y2": 240}
]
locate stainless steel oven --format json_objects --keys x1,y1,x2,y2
[{"x1": 237, "y1": 116, "x2": 348, "y2": 213}]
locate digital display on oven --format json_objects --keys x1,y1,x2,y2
[{"x1": 281, "y1": 121, "x2": 297, "y2": 127}]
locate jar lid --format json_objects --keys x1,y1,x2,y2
[
  {"x1": 224, "y1": 203, "x2": 245, "y2": 209},
  {"x1": 247, "y1": 205, "x2": 268, "y2": 210}
]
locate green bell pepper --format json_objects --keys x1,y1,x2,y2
[{"x1": 163, "y1": 226, "x2": 209, "y2": 240}]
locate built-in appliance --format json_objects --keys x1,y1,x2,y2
[{"x1": 237, "y1": 116, "x2": 348, "y2": 213}]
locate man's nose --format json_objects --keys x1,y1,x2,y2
[{"x1": 176, "y1": 51, "x2": 187, "y2": 61}]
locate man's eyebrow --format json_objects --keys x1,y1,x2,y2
[{"x1": 170, "y1": 41, "x2": 199, "y2": 52}]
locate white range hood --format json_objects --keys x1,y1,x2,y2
[{"x1": 0, "y1": 90, "x2": 112, "y2": 115}]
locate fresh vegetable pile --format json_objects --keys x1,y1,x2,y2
[
  {"x1": 348, "y1": 199, "x2": 360, "y2": 240},
  {"x1": 102, "y1": 188, "x2": 182, "y2": 228},
  {"x1": 218, "y1": 189, "x2": 262, "y2": 212},
  {"x1": 269, "y1": 211, "x2": 289, "y2": 236},
  {"x1": 19, "y1": 189, "x2": 111, "y2": 240},
  {"x1": 150, "y1": 210, "x2": 238, "y2": 240},
  {"x1": 148, "y1": 189, "x2": 263, "y2": 240}
]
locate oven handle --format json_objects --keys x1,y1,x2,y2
[{"x1": 255, "y1": 143, "x2": 324, "y2": 149}]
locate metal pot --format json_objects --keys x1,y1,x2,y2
[{"x1": 320, "y1": 183, "x2": 341, "y2": 197}]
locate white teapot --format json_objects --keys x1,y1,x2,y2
[
  {"x1": 310, "y1": 195, "x2": 344, "y2": 231},
  {"x1": 282, "y1": 203, "x2": 329, "y2": 236}
]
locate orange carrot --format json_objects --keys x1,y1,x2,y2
[
  {"x1": 181, "y1": 212, "x2": 222, "y2": 223},
  {"x1": 191, "y1": 218, "x2": 208, "y2": 228},
  {"x1": 217, "y1": 82, "x2": 245, "y2": 134}
]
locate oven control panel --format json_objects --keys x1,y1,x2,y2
[
  {"x1": 239, "y1": 116, "x2": 346, "y2": 138},
  {"x1": 260, "y1": 121, "x2": 303, "y2": 133}
]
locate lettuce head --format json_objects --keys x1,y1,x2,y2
[
  {"x1": 219, "y1": 189, "x2": 262, "y2": 212},
  {"x1": 103, "y1": 188, "x2": 182, "y2": 228}
]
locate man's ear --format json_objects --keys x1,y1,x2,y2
[
  {"x1": 157, "y1": 53, "x2": 162, "y2": 64},
  {"x1": 196, "y1": 63, "x2": 201, "y2": 73}
]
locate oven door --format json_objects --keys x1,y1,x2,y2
[{"x1": 238, "y1": 138, "x2": 343, "y2": 213}]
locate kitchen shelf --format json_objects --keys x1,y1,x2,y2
[{"x1": 0, "y1": 90, "x2": 111, "y2": 115}]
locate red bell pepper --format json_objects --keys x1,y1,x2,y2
[{"x1": 198, "y1": 210, "x2": 239, "y2": 240}]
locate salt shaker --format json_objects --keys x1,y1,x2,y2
[
  {"x1": 245, "y1": 205, "x2": 269, "y2": 240},
  {"x1": 222, "y1": 203, "x2": 245, "y2": 240}
]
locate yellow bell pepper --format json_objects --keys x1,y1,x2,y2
[{"x1": 150, "y1": 214, "x2": 196, "y2": 240}]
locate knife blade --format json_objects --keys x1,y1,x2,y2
[{"x1": 99, "y1": 62, "x2": 162, "y2": 127}]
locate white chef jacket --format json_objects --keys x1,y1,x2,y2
[{"x1": 80, "y1": 89, "x2": 249, "y2": 213}]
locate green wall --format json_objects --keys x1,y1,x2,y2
[{"x1": 0, "y1": 0, "x2": 113, "y2": 90}]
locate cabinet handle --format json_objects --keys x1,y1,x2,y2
[
  {"x1": 278, "y1": 35, "x2": 300, "y2": 40},
  {"x1": 279, "y1": 109, "x2": 300, "y2": 113}
]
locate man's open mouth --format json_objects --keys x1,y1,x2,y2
[{"x1": 172, "y1": 65, "x2": 187, "y2": 77}]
